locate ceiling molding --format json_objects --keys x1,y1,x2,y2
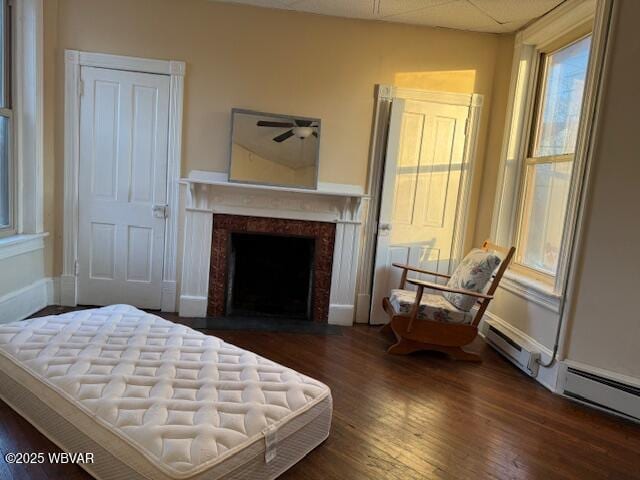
[{"x1": 520, "y1": 0, "x2": 596, "y2": 47}]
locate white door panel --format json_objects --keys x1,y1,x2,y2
[
  {"x1": 89, "y1": 222, "x2": 116, "y2": 280},
  {"x1": 78, "y1": 66, "x2": 170, "y2": 309},
  {"x1": 126, "y1": 226, "x2": 154, "y2": 282},
  {"x1": 370, "y1": 98, "x2": 471, "y2": 324}
]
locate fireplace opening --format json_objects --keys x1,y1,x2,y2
[{"x1": 226, "y1": 233, "x2": 315, "y2": 320}]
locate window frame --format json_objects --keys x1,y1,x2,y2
[
  {"x1": 0, "y1": 0, "x2": 13, "y2": 237},
  {"x1": 489, "y1": 0, "x2": 606, "y2": 310},
  {"x1": 511, "y1": 33, "x2": 592, "y2": 284},
  {"x1": 0, "y1": 108, "x2": 13, "y2": 237}
]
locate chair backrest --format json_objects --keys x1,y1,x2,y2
[{"x1": 472, "y1": 240, "x2": 515, "y2": 325}]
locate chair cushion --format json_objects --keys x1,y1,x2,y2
[
  {"x1": 388, "y1": 289, "x2": 474, "y2": 325},
  {"x1": 443, "y1": 248, "x2": 502, "y2": 312}
]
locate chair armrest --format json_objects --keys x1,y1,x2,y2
[
  {"x1": 406, "y1": 277, "x2": 494, "y2": 300},
  {"x1": 392, "y1": 263, "x2": 451, "y2": 279}
]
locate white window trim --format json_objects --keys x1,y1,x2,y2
[
  {"x1": 61, "y1": 50, "x2": 185, "y2": 312},
  {"x1": 0, "y1": 0, "x2": 45, "y2": 258},
  {"x1": 490, "y1": 0, "x2": 599, "y2": 310},
  {"x1": 0, "y1": 231, "x2": 47, "y2": 261},
  {"x1": 0, "y1": 105, "x2": 14, "y2": 237},
  {"x1": 0, "y1": 1, "x2": 15, "y2": 238}
]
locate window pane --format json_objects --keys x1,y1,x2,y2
[
  {"x1": 519, "y1": 161, "x2": 572, "y2": 274},
  {"x1": 0, "y1": 115, "x2": 9, "y2": 227},
  {"x1": 533, "y1": 36, "x2": 591, "y2": 157}
]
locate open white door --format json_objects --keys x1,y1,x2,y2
[
  {"x1": 370, "y1": 97, "x2": 473, "y2": 324},
  {"x1": 77, "y1": 66, "x2": 170, "y2": 309}
]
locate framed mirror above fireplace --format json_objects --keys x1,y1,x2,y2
[{"x1": 228, "y1": 109, "x2": 321, "y2": 190}]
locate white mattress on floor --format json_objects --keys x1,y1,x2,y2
[{"x1": 0, "y1": 305, "x2": 332, "y2": 480}]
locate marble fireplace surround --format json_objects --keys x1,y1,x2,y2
[
  {"x1": 178, "y1": 171, "x2": 365, "y2": 325},
  {"x1": 208, "y1": 215, "x2": 335, "y2": 322}
]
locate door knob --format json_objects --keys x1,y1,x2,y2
[
  {"x1": 152, "y1": 204, "x2": 168, "y2": 219},
  {"x1": 379, "y1": 223, "x2": 392, "y2": 232}
]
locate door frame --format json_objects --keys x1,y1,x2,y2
[
  {"x1": 61, "y1": 50, "x2": 185, "y2": 311},
  {"x1": 354, "y1": 85, "x2": 483, "y2": 324}
]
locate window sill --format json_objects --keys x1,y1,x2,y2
[
  {"x1": 499, "y1": 269, "x2": 562, "y2": 313},
  {"x1": 0, "y1": 233, "x2": 48, "y2": 262}
]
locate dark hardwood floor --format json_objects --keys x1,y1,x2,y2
[{"x1": 1, "y1": 306, "x2": 639, "y2": 479}]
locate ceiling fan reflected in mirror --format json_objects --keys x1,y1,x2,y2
[{"x1": 256, "y1": 119, "x2": 319, "y2": 143}]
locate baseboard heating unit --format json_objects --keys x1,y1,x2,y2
[
  {"x1": 562, "y1": 368, "x2": 640, "y2": 422},
  {"x1": 484, "y1": 325, "x2": 540, "y2": 377}
]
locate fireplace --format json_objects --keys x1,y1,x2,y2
[
  {"x1": 208, "y1": 214, "x2": 336, "y2": 322},
  {"x1": 179, "y1": 172, "x2": 364, "y2": 325},
  {"x1": 227, "y1": 233, "x2": 315, "y2": 320}
]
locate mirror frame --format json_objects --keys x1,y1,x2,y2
[{"x1": 228, "y1": 108, "x2": 321, "y2": 190}]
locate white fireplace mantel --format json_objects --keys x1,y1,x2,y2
[
  {"x1": 178, "y1": 170, "x2": 367, "y2": 325},
  {"x1": 180, "y1": 170, "x2": 365, "y2": 223}
]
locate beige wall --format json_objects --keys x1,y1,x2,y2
[
  {"x1": 564, "y1": 0, "x2": 640, "y2": 379},
  {"x1": 489, "y1": 288, "x2": 559, "y2": 349},
  {"x1": 473, "y1": 34, "x2": 514, "y2": 246},
  {"x1": 45, "y1": 0, "x2": 512, "y2": 276}
]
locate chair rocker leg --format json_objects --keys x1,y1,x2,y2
[
  {"x1": 387, "y1": 336, "x2": 425, "y2": 355},
  {"x1": 386, "y1": 320, "x2": 431, "y2": 355},
  {"x1": 387, "y1": 339, "x2": 480, "y2": 361}
]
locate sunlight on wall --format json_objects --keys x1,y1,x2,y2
[{"x1": 394, "y1": 70, "x2": 477, "y2": 93}]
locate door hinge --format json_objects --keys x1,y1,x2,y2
[
  {"x1": 74, "y1": 260, "x2": 79, "y2": 276},
  {"x1": 78, "y1": 79, "x2": 85, "y2": 98},
  {"x1": 464, "y1": 117, "x2": 470, "y2": 136}
]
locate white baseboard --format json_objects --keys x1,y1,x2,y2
[
  {"x1": 328, "y1": 304, "x2": 354, "y2": 326},
  {"x1": 0, "y1": 277, "x2": 59, "y2": 324},
  {"x1": 0, "y1": 233, "x2": 47, "y2": 261},
  {"x1": 60, "y1": 275, "x2": 177, "y2": 312},
  {"x1": 479, "y1": 311, "x2": 560, "y2": 392},
  {"x1": 179, "y1": 295, "x2": 207, "y2": 318},
  {"x1": 47, "y1": 277, "x2": 60, "y2": 306}
]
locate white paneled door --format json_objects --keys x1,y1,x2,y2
[
  {"x1": 370, "y1": 98, "x2": 471, "y2": 324},
  {"x1": 78, "y1": 66, "x2": 170, "y2": 309}
]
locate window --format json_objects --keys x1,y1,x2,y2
[
  {"x1": 0, "y1": 0, "x2": 11, "y2": 233},
  {"x1": 514, "y1": 35, "x2": 592, "y2": 279}
]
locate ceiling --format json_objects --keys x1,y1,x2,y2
[{"x1": 212, "y1": 0, "x2": 566, "y2": 33}]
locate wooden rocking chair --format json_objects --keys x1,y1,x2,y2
[{"x1": 381, "y1": 240, "x2": 515, "y2": 361}]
